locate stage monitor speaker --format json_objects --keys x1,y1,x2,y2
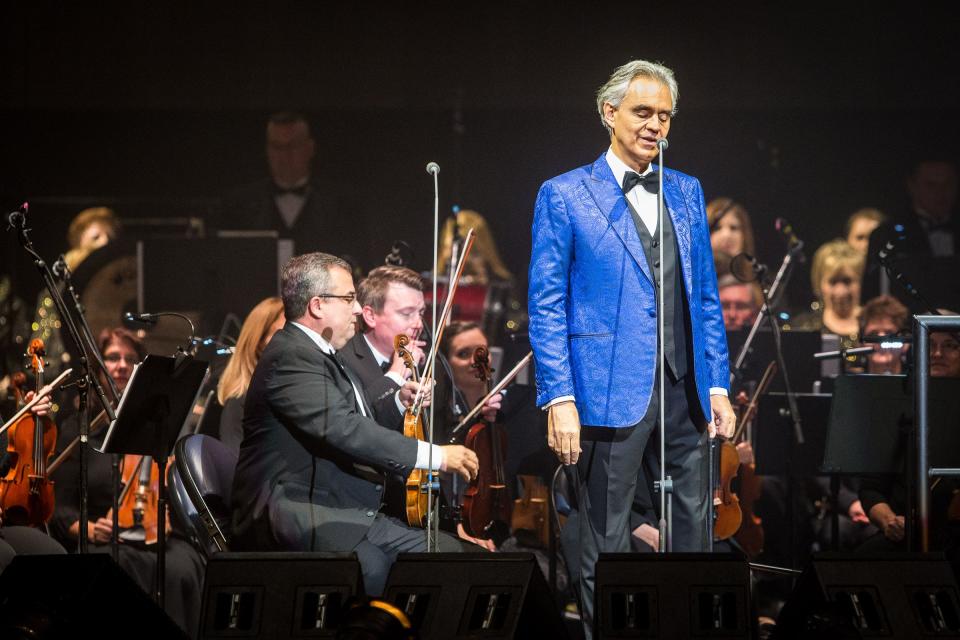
[
  {"x1": 594, "y1": 552, "x2": 753, "y2": 639},
  {"x1": 0, "y1": 554, "x2": 187, "y2": 640},
  {"x1": 776, "y1": 552, "x2": 960, "y2": 638},
  {"x1": 198, "y1": 551, "x2": 362, "y2": 639},
  {"x1": 383, "y1": 552, "x2": 568, "y2": 639}
]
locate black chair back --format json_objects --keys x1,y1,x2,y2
[{"x1": 173, "y1": 434, "x2": 237, "y2": 556}]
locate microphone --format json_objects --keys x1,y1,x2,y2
[
  {"x1": 52, "y1": 254, "x2": 69, "y2": 279},
  {"x1": 657, "y1": 139, "x2": 669, "y2": 151},
  {"x1": 123, "y1": 312, "x2": 159, "y2": 326},
  {"x1": 775, "y1": 217, "x2": 803, "y2": 249},
  {"x1": 730, "y1": 252, "x2": 767, "y2": 282},
  {"x1": 425, "y1": 162, "x2": 440, "y2": 176},
  {"x1": 6, "y1": 202, "x2": 27, "y2": 229}
]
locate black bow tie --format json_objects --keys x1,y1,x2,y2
[
  {"x1": 273, "y1": 182, "x2": 309, "y2": 197},
  {"x1": 380, "y1": 360, "x2": 392, "y2": 374},
  {"x1": 622, "y1": 171, "x2": 659, "y2": 194}
]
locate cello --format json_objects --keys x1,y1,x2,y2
[
  {"x1": 0, "y1": 339, "x2": 58, "y2": 527},
  {"x1": 461, "y1": 346, "x2": 511, "y2": 544}
]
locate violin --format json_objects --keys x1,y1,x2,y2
[
  {"x1": 396, "y1": 334, "x2": 431, "y2": 528},
  {"x1": 107, "y1": 454, "x2": 171, "y2": 546},
  {"x1": 712, "y1": 361, "x2": 776, "y2": 557},
  {"x1": 0, "y1": 339, "x2": 58, "y2": 527},
  {"x1": 461, "y1": 346, "x2": 511, "y2": 544}
]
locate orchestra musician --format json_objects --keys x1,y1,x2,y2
[
  {"x1": 229, "y1": 253, "x2": 483, "y2": 597},
  {"x1": 0, "y1": 386, "x2": 67, "y2": 571},
  {"x1": 216, "y1": 296, "x2": 285, "y2": 452},
  {"x1": 338, "y1": 267, "x2": 500, "y2": 541},
  {"x1": 49, "y1": 327, "x2": 204, "y2": 635},
  {"x1": 858, "y1": 322, "x2": 960, "y2": 557},
  {"x1": 527, "y1": 60, "x2": 735, "y2": 635}
]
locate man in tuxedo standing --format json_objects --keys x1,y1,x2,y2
[
  {"x1": 218, "y1": 112, "x2": 370, "y2": 269},
  {"x1": 230, "y1": 253, "x2": 480, "y2": 595},
  {"x1": 527, "y1": 60, "x2": 735, "y2": 636}
]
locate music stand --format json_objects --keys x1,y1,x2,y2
[
  {"x1": 99, "y1": 353, "x2": 208, "y2": 609},
  {"x1": 755, "y1": 392, "x2": 833, "y2": 563},
  {"x1": 822, "y1": 374, "x2": 960, "y2": 550}
]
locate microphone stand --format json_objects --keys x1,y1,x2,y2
[
  {"x1": 654, "y1": 143, "x2": 673, "y2": 552},
  {"x1": 55, "y1": 256, "x2": 123, "y2": 563},
  {"x1": 427, "y1": 162, "x2": 441, "y2": 553},
  {"x1": 729, "y1": 241, "x2": 805, "y2": 445},
  {"x1": 8, "y1": 205, "x2": 117, "y2": 554}
]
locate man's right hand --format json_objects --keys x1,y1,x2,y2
[
  {"x1": 440, "y1": 445, "x2": 479, "y2": 482},
  {"x1": 399, "y1": 379, "x2": 433, "y2": 409},
  {"x1": 548, "y1": 401, "x2": 581, "y2": 465}
]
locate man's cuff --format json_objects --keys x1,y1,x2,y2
[
  {"x1": 385, "y1": 371, "x2": 405, "y2": 387},
  {"x1": 542, "y1": 395, "x2": 576, "y2": 410},
  {"x1": 394, "y1": 390, "x2": 406, "y2": 415},
  {"x1": 415, "y1": 441, "x2": 445, "y2": 471},
  {"x1": 709, "y1": 387, "x2": 728, "y2": 397}
]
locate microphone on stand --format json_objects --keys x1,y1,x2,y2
[
  {"x1": 6, "y1": 203, "x2": 28, "y2": 229},
  {"x1": 123, "y1": 312, "x2": 160, "y2": 327},
  {"x1": 730, "y1": 252, "x2": 768, "y2": 283},
  {"x1": 52, "y1": 254, "x2": 69, "y2": 280},
  {"x1": 775, "y1": 217, "x2": 804, "y2": 251},
  {"x1": 425, "y1": 162, "x2": 440, "y2": 176},
  {"x1": 657, "y1": 138, "x2": 669, "y2": 152}
]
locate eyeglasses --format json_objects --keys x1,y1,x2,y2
[
  {"x1": 104, "y1": 353, "x2": 139, "y2": 365},
  {"x1": 317, "y1": 293, "x2": 357, "y2": 304}
]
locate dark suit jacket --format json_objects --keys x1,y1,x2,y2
[
  {"x1": 338, "y1": 333, "x2": 404, "y2": 423},
  {"x1": 216, "y1": 177, "x2": 372, "y2": 270},
  {"x1": 865, "y1": 213, "x2": 960, "y2": 310},
  {"x1": 230, "y1": 323, "x2": 419, "y2": 552}
]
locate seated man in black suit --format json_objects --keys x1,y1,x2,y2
[{"x1": 230, "y1": 252, "x2": 481, "y2": 595}]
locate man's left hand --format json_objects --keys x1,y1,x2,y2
[{"x1": 710, "y1": 394, "x2": 736, "y2": 439}]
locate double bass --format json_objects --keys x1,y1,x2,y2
[
  {"x1": 461, "y1": 346, "x2": 511, "y2": 543},
  {"x1": 0, "y1": 339, "x2": 58, "y2": 527}
]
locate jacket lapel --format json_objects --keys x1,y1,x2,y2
[
  {"x1": 585, "y1": 154, "x2": 653, "y2": 283},
  {"x1": 661, "y1": 172, "x2": 694, "y2": 295}
]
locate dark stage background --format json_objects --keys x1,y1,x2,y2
[{"x1": 2, "y1": 2, "x2": 959, "y2": 327}]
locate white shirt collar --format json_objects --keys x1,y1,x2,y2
[
  {"x1": 363, "y1": 334, "x2": 391, "y2": 366},
  {"x1": 605, "y1": 147, "x2": 653, "y2": 191},
  {"x1": 291, "y1": 321, "x2": 335, "y2": 355}
]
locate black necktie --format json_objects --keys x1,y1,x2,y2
[{"x1": 622, "y1": 171, "x2": 659, "y2": 194}]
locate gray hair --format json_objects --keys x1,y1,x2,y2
[
  {"x1": 596, "y1": 60, "x2": 679, "y2": 133},
  {"x1": 281, "y1": 252, "x2": 351, "y2": 320}
]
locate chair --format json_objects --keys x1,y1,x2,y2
[{"x1": 169, "y1": 434, "x2": 237, "y2": 556}]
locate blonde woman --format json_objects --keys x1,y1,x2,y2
[
  {"x1": 792, "y1": 239, "x2": 865, "y2": 344},
  {"x1": 216, "y1": 297, "x2": 284, "y2": 450}
]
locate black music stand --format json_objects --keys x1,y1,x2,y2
[
  {"x1": 755, "y1": 392, "x2": 833, "y2": 563},
  {"x1": 99, "y1": 353, "x2": 208, "y2": 609},
  {"x1": 822, "y1": 375, "x2": 960, "y2": 550}
]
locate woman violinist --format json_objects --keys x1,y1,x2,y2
[
  {"x1": 0, "y1": 384, "x2": 67, "y2": 571},
  {"x1": 440, "y1": 322, "x2": 502, "y2": 550},
  {"x1": 49, "y1": 327, "x2": 203, "y2": 636}
]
